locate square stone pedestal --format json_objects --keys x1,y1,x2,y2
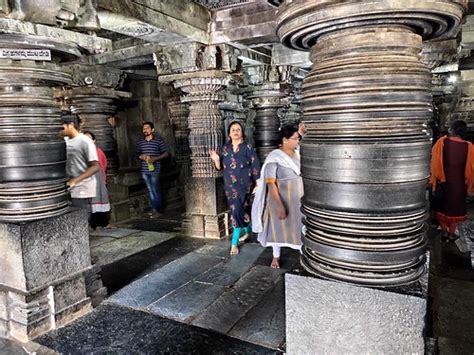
[
  {"x1": 285, "y1": 272, "x2": 428, "y2": 354},
  {"x1": 0, "y1": 209, "x2": 96, "y2": 342},
  {"x1": 182, "y1": 177, "x2": 231, "y2": 239}
]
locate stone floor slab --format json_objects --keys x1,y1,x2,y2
[
  {"x1": 101, "y1": 236, "x2": 207, "y2": 294},
  {"x1": 91, "y1": 231, "x2": 176, "y2": 266},
  {"x1": 89, "y1": 236, "x2": 115, "y2": 248},
  {"x1": 0, "y1": 337, "x2": 56, "y2": 354},
  {"x1": 90, "y1": 228, "x2": 140, "y2": 238},
  {"x1": 36, "y1": 304, "x2": 278, "y2": 354},
  {"x1": 108, "y1": 252, "x2": 223, "y2": 309},
  {"x1": 196, "y1": 243, "x2": 266, "y2": 286},
  {"x1": 229, "y1": 279, "x2": 285, "y2": 350},
  {"x1": 438, "y1": 336, "x2": 474, "y2": 355},
  {"x1": 147, "y1": 281, "x2": 225, "y2": 323},
  {"x1": 191, "y1": 265, "x2": 283, "y2": 333},
  {"x1": 193, "y1": 240, "x2": 231, "y2": 259},
  {"x1": 436, "y1": 277, "x2": 474, "y2": 343}
]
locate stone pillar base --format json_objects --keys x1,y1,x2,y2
[
  {"x1": 182, "y1": 177, "x2": 230, "y2": 239},
  {"x1": 285, "y1": 261, "x2": 429, "y2": 354},
  {"x1": 0, "y1": 209, "x2": 97, "y2": 342}
]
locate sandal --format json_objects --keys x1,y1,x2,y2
[
  {"x1": 239, "y1": 233, "x2": 250, "y2": 243},
  {"x1": 230, "y1": 245, "x2": 239, "y2": 256},
  {"x1": 271, "y1": 257, "x2": 280, "y2": 269}
]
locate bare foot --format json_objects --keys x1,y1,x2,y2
[
  {"x1": 230, "y1": 245, "x2": 239, "y2": 256},
  {"x1": 271, "y1": 257, "x2": 280, "y2": 269},
  {"x1": 239, "y1": 233, "x2": 250, "y2": 243}
]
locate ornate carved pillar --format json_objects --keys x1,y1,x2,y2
[
  {"x1": 157, "y1": 43, "x2": 240, "y2": 238},
  {"x1": 276, "y1": 0, "x2": 467, "y2": 286},
  {"x1": 245, "y1": 65, "x2": 291, "y2": 161},
  {"x1": 168, "y1": 96, "x2": 191, "y2": 181},
  {"x1": 59, "y1": 66, "x2": 130, "y2": 174},
  {"x1": 0, "y1": 0, "x2": 109, "y2": 342}
]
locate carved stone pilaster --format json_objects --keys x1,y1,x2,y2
[{"x1": 168, "y1": 97, "x2": 191, "y2": 181}]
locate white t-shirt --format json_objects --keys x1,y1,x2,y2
[{"x1": 65, "y1": 133, "x2": 98, "y2": 198}]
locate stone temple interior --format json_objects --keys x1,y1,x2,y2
[{"x1": 1, "y1": 0, "x2": 474, "y2": 353}]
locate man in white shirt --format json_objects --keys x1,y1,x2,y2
[{"x1": 61, "y1": 114, "x2": 100, "y2": 211}]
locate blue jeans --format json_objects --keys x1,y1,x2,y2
[{"x1": 142, "y1": 172, "x2": 162, "y2": 212}]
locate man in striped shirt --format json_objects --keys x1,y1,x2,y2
[{"x1": 136, "y1": 121, "x2": 169, "y2": 217}]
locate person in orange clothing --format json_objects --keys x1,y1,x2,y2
[{"x1": 430, "y1": 120, "x2": 474, "y2": 241}]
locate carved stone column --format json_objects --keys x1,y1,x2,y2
[
  {"x1": 156, "y1": 43, "x2": 240, "y2": 239},
  {"x1": 276, "y1": 0, "x2": 467, "y2": 286},
  {"x1": 168, "y1": 96, "x2": 191, "y2": 181},
  {"x1": 172, "y1": 72, "x2": 231, "y2": 238},
  {"x1": 60, "y1": 66, "x2": 130, "y2": 174}
]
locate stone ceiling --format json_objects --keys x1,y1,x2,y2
[{"x1": 192, "y1": 0, "x2": 251, "y2": 10}]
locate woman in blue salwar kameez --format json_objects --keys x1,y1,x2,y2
[{"x1": 210, "y1": 121, "x2": 260, "y2": 255}]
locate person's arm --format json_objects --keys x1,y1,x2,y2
[
  {"x1": 267, "y1": 182, "x2": 286, "y2": 219},
  {"x1": 264, "y1": 163, "x2": 286, "y2": 219},
  {"x1": 149, "y1": 151, "x2": 169, "y2": 163},
  {"x1": 147, "y1": 138, "x2": 169, "y2": 162},
  {"x1": 209, "y1": 149, "x2": 221, "y2": 170},
  {"x1": 67, "y1": 161, "x2": 100, "y2": 188}
]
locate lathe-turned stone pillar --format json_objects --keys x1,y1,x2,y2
[
  {"x1": 59, "y1": 66, "x2": 130, "y2": 174},
  {"x1": 0, "y1": 0, "x2": 110, "y2": 342},
  {"x1": 245, "y1": 65, "x2": 290, "y2": 162},
  {"x1": 276, "y1": 0, "x2": 467, "y2": 286}
]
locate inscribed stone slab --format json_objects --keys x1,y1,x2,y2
[
  {"x1": 192, "y1": 265, "x2": 283, "y2": 333},
  {"x1": 229, "y1": 279, "x2": 285, "y2": 350},
  {"x1": 147, "y1": 281, "x2": 225, "y2": 323},
  {"x1": 285, "y1": 274, "x2": 426, "y2": 354},
  {"x1": 108, "y1": 252, "x2": 223, "y2": 309}
]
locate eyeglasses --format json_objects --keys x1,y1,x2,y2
[{"x1": 288, "y1": 136, "x2": 301, "y2": 141}]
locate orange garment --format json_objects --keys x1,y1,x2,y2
[{"x1": 430, "y1": 136, "x2": 474, "y2": 195}]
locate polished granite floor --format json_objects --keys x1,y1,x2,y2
[
  {"x1": 37, "y1": 303, "x2": 279, "y2": 355},
  {"x1": 34, "y1": 209, "x2": 299, "y2": 353},
  {"x1": 6, "y1": 209, "x2": 474, "y2": 354}
]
